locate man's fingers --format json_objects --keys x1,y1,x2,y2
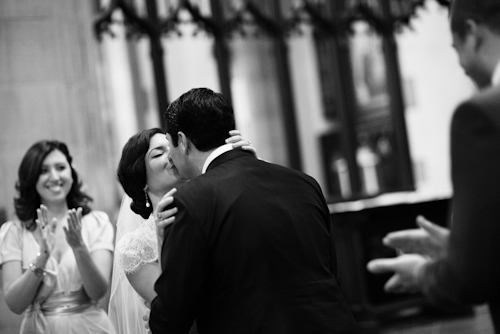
[
  {"x1": 416, "y1": 215, "x2": 448, "y2": 236},
  {"x1": 366, "y1": 258, "x2": 399, "y2": 274},
  {"x1": 385, "y1": 274, "x2": 420, "y2": 294},
  {"x1": 383, "y1": 229, "x2": 424, "y2": 248},
  {"x1": 384, "y1": 274, "x2": 403, "y2": 293}
]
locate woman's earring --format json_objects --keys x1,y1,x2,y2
[{"x1": 144, "y1": 189, "x2": 150, "y2": 208}]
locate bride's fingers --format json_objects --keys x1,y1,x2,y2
[
  {"x1": 156, "y1": 207, "x2": 178, "y2": 222},
  {"x1": 226, "y1": 135, "x2": 243, "y2": 143},
  {"x1": 157, "y1": 217, "x2": 175, "y2": 231},
  {"x1": 156, "y1": 190, "x2": 177, "y2": 214},
  {"x1": 162, "y1": 188, "x2": 177, "y2": 199}
]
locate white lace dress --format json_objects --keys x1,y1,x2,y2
[
  {"x1": 116, "y1": 217, "x2": 158, "y2": 275},
  {"x1": 108, "y1": 211, "x2": 158, "y2": 334}
]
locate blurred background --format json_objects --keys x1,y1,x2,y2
[{"x1": 0, "y1": 0, "x2": 487, "y2": 333}]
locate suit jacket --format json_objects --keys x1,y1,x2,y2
[
  {"x1": 420, "y1": 84, "x2": 500, "y2": 332},
  {"x1": 150, "y1": 150, "x2": 359, "y2": 334}
]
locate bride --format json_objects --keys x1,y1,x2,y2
[{"x1": 108, "y1": 128, "x2": 254, "y2": 334}]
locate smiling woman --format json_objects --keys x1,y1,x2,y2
[
  {"x1": 35, "y1": 150, "x2": 74, "y2": 209},
  {"x1": 0, "y1": 140, "x2": 116, "y2": 334}
]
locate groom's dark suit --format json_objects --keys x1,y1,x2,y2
[
  {"x1": 150, "y1": 149, "x2": 359, "y2": 333},
  {"x1": 420, "y1": 84, "x2": 500, "y2": 332}
]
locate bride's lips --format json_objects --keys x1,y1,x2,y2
[
  {"x1": 166, "y1": 159, "x2": 179, "y2": 175},
  {"x1": 170, "y1": 164, "x2": 180, "y2": 176},
  {"x1": 166, "y1": 156, "x2": 176, "y2": 170},
  {"x1": 166, "y1": 161, "x2": 175, "y2": 170}
]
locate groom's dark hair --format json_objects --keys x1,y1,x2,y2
[
  {"x1": 450, "y1": 0, "x2": 500, "y2": 38},
  {"x1": 163, "y1": 88, "x2": 235, "y2": 151}
]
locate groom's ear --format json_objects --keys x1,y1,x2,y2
[{"x1": 177, "y1": 132, "x2": 190, "y2": 155}]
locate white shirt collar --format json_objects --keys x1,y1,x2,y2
[
  {"x1": 202, "y1": 144, "x2": 233, "y2": 174},
  {"x1": 492, "y1": 59, "x2": 500, "y2": 86}
]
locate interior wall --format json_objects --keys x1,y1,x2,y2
[
  {"x1": 0, "y1": 0, "x2": 120, "y2": 220},
  {"x1": 289, "y1": 2, "x2": 475, "y2": 200},
  {"x1": 397, "y1": 1, "x2": 475, "y2": 197},
  {"x1": 0, "y1": 1, "x2": 120, "y2": 330}
]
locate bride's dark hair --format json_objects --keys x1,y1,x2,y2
[{"x1": 117, "y1": 128, "x2": 164, "y2": 219}]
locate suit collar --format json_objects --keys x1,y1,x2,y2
[
  {"x1": 492, "y1": 59, "x2": 500, "y2": 86},
  {"x1": 202, "y1": 144, "x2": 233, "y2": 174},
  {"x1": 206, "y1": 149, "x2": 255, "y2": 172}
]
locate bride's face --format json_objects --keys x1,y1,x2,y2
[{"x1": 145, "y1": 134, "x2": 185, "y2": 195}]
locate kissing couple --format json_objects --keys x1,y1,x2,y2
[{"x1": 109, "y1": 87, "x2": 360, "y2": 334}]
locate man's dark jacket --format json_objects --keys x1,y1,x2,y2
[
  {"x1": 150, "y1": 150, "x2": 359, "y2": 333},
  {"x1": 420, "y1": 85, "x2": 500, "y2": 332}
]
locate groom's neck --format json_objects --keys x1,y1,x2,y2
[{"x1": 189, "y1": 148, "x2": 216, "y2": 178}]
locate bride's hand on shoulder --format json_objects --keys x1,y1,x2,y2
[
  {"x1": 154, "y1": 188, "x2": 178, "y2": 241},
  {"x1": 226, "y1": 130, "x2": 257, "y2": 157}
]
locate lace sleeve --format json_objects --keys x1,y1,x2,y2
[{"x1": 115, "y1": 218, "x2": 158, "y2": 275}]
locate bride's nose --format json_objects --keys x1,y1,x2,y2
[{"x1": 166, "y1": 156, "x2": 173, "y2": 168}]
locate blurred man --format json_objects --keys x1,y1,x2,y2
[{"x1": 367, "y1": 0, "x2": 500, "y2": 332}]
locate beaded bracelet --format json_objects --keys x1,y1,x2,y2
[
  {"x1": 37, "y1": 250, "x2": 49, "y2": 258},
  {"x1": 29, "y1": 262, "x2": 47, "y2": 277}
]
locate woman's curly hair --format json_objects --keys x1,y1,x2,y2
[
  {"x1": 117, "y1": 128, "x2": 164, "y2": 219},
  {"x1": 14, "y1": 140, "x2": 93, "y2": 231}
]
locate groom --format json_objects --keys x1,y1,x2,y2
[{"x1": 149, "y1": 88, "x2": 359, "y2": 334}]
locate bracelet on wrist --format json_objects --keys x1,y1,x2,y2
[
  {"x1": 29, "y1": 262, "x2": 47, "y2": 278},
  {"x1": 37, "y1": 249, "x2": 49, "y2": 257}
]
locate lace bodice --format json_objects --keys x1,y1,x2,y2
[{"x1": 115, "y1": 216, "x2": 158, "y2": 274}]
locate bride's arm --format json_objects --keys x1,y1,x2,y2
[{"x1": 125, "y1": 262, "x2": 161, "y2": 304}]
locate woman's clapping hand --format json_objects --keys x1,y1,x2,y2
[
  {"x1": 36, "y1": 205, "x2": 57, "y2": 255},
  {"x1": 64, "y1": 208, "x2": 85, "y2": 249}
]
